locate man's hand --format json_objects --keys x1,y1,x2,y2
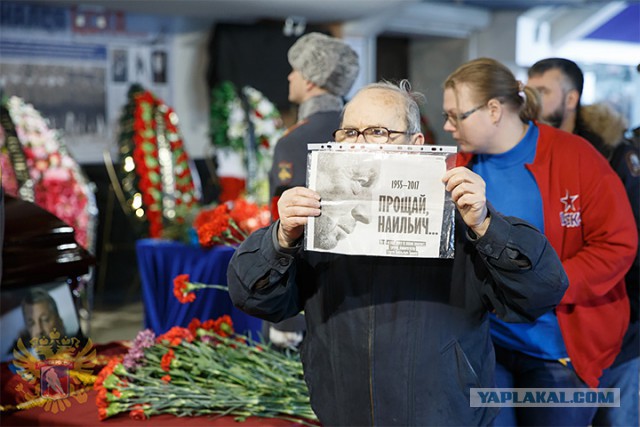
[
  {"x1": 442, "y1": 167, "x2": 490, "y2": 237},
  {"x1": 277, "y1": 187, "x2": 321, "y2": 248}
]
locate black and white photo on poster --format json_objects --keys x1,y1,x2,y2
[{"x1": 305, "y1": 144, "x2": 457, "y2": 258}]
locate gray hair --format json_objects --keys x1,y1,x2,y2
[{"x1": 353, "y1": 79, "x2": 424, "y2": 134}]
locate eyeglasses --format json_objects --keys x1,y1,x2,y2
[
  {"x1": 442, "y1": 104, "x2": 485, "y2": 126},
  {"x1": 332, "y1": 127, "x2": 413, "y2": 144}
]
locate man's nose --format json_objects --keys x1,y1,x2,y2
[
  {"x1": 355, "y1": 133, "x2": 367, "y2": 143},
  {"x1": 32, "y1": 324, "x2": 43, "y2": 338},
  {"x1": 351, "y1": 204, "x2": 370, "y2": 224}
]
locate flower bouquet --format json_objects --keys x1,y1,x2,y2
[
  {"x1": 167, "y1": 198, "x2": 269, "y2": 303},
  {"x1": 193, "y1": 197, "x2": 270, "y2": 247},
  {"x1": 0, "y1": 96, "x2": 98, "y2": 250},
  {"x1": 94, "y1": 316, "x2": 317, "y2": 424}
]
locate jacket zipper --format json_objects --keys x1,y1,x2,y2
[{"x1": 368, "y1": 286, "x2": 375, "y2": 424}]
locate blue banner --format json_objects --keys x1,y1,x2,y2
[{"x1": 0, "y1": 40, "x2": 106, "y2": 61}]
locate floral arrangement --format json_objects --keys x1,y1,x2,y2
[
  {"x1": 116, "y1": 84, "x2": 199, "y2": 238},
  {"x1": 193, "y1": 197, "x2": 270, "y2": 247},
  {"x1": 209, "y1": 81, "x2": 284, "y2": 204},
  {"x1": 210, "y1": 82, "x2": 282, "y2": 162},
  {"x1": 171, "y1": 198, "x2": 270, "y2": 303},
  {"x1": 0, "y1": 96, "x2": 98, "y2": 250},
  {"x1": 94, "y1": 316, "x2": 317, "y2": 423}
]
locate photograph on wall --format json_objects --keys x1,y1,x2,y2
[
  {"x1": 0, "y1": 62, "x2": 106, "y2": 139},
  {"x1": 0, "y1": 281, "x2": 81, "y2": 362},
  {"x1": 151, "y1": 50, "x2": 167, "y2": 84},
  {"x1": 112, "y1": 48, "x2": 128, "y2": 83},
  {"x1": 0, "y1": 49, "x2": 108, "y2": 163},
  {"x1": 305, "y1": 144, "x2": 457, "y2": 258}
]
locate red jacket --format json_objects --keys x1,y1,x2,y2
[{"x1": 457, "y1": 122, "x2": 637, "y2": 388}]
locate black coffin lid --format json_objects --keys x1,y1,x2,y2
[{"x1": 1, "y1": 194, "x2": 95, "y2": 289}]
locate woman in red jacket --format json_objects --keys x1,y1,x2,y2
[{"x1": 442, "y1": 57, "x2": 637, "y2": 426}]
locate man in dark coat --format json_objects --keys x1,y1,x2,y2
[{"x1": 228, "y1": 80, "x2": 568, "y2": 426}]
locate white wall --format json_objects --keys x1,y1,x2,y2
[
  {"x1": 170, "y1": 18, "x2": 214, "y2": 159},
  {"x1": 409, "y1": 37, "x2": 468, "y2": 146},
  {"x1": 472, "y1": 11, "x2": 520, "y2": 71}
]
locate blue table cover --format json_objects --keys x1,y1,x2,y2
[{"x1": 136, "y1": 239, "x2": 263, "y2": 338}]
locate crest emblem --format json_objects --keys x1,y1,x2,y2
[
  {"x1": 626, "y1": 151, "x2": 640, "y2": 177},
  {"x1": 278, "y1": 161, "x2": 293, "y2": 184},
  {"x1": 11, "y1": 329, "x2": 96, "y2": 413}
]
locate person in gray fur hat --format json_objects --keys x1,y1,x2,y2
[
  {"x1": 287, "y1": 32, "x2": 359, "y2": 99},
  {"x1": 265, "y1": 33, "x2": 359, "y2": 350}
]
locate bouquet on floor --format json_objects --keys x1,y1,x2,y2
[{"x1": 94, "y1": 316, "x2": 317, "y2": 424}]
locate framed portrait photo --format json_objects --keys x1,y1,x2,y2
[{"x1": 0, "y1": 281, "x2": 81, "y2": 361}]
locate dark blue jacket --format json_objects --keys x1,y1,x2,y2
[
  {"x1": 228, "y1": 205, "x2": 568, "y2": 426},
  {"x1": 268, "y1": 110, "x2": 341, "y2": 207}
]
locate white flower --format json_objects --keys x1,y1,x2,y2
[
  {"x1": 256, "y1": 99, "x2": 274, "y2": 116},
  {"x1": 253, "y1": 119, "x2": 275, "y2": 137},
  {"x1": 227, "y1": 99, "x2": 247, "y2": 140}
]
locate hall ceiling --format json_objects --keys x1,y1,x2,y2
[
  {"x1": 42, "y1": 0, "x2": 637, "y2": 43},
  {"x1": 45, "y1": 0, "x2": 613, "y2": 23}
]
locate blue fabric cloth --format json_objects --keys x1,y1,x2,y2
[
  {"x1": 474, "y1": 123, "x2": 567, "y2": 360},
  {"x1": 491, "y1": 345, "x2": 598, "y2": 427},
  {"x1": 136, "y1": 239, "x2": 263, "y2": 338}
]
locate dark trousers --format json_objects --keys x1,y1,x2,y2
[{"x1": 491, "y1": 344, "x2": 597, "y2": 427}]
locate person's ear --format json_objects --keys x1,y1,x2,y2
[
  {"x1": 305, "y1": 79, "x2": 317, "y2": 92},
  {"x1": 487, "y1": 98, "x2": 502, "y2": 124},
  {"x1": 411, "y1": 133, "x2": 425, "y2": 145},
  {"x1": 565, "y1": 89, "x2": 580, "y2": 111}
]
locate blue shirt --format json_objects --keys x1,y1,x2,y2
[{"x1": 474, "y1": 122, "x2": 567, "y2": 360}]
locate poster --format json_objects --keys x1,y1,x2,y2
[{"x1": 305, "y1": 144, "x2": 457, "y2": 258}]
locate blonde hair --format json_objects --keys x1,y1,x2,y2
[{"x1": 444, "y1": 57, "x2": 540, "y2": 123}]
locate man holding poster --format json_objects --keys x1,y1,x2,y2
[{"x1": 228, "y1": 80, "x2": 568, "y2": 426}]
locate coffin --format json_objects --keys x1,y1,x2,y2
[{"x1": 1, "y1": 193, "x2": 95, "y2": 289}]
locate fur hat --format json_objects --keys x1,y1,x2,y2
[{"x1": 288, "y1": 32, "x2": 359, "y2": 97}]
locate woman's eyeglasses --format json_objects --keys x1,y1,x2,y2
[{"x1": 442, "y1": 104, "x2": 485, "y2": 127}]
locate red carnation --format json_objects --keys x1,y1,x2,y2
[
  {"x1": 173, "y1": 274, "x2": 195, "y2": 303},
  {"x1": 157, "y1": 326, "x2": 194, "y2": 347},
  {"x1": 160, "y1": 349, "x2": 175, "y2": 372}
]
